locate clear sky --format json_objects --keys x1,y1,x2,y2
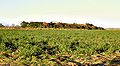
[{"x1": 0, "y1": 0, "x2": 120, "y2": 28}]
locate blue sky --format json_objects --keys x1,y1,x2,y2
[{"x1": 0, "y1": 0, "x2": 120, "y2": 28}]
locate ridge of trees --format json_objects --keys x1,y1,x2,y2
[
  {"x1": 20, "y1": 21, "x2": 104, "y2": 30},
  {"x1": 0, "y1": 23, "x2": 4, "y2": 27},
  {"x1": 0, "y1": 21, "x2": 105, "y2": 30}
]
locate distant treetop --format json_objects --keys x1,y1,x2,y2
[{"x1": 20, "y1": 21, "x2": 105, "y2": 30}]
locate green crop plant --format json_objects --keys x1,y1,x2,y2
[{"x1": 0, "y1": 30, "x2": 120, "y2": 65}]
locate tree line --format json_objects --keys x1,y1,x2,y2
[
  {"x1": 0, "y1": 21, "x2": 104, "y2": 30},
  {"x1": 20, "y1": 21, "x2": 104, "y2": 30}
]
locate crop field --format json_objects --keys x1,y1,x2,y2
[{"x1": 0, "y1": 30, "x2": 120, "y2": 66}]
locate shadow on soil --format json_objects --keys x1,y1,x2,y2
[
  {"x1": 50, "y1": 55, "x2": 120, "y2": 66},
  {"x1": 0, "y1": 56, "x2": 120, "y2": 66}
]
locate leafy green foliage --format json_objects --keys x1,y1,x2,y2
[{"x1": 0, "y1": 30, "x2": 120, "y2": 65}]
